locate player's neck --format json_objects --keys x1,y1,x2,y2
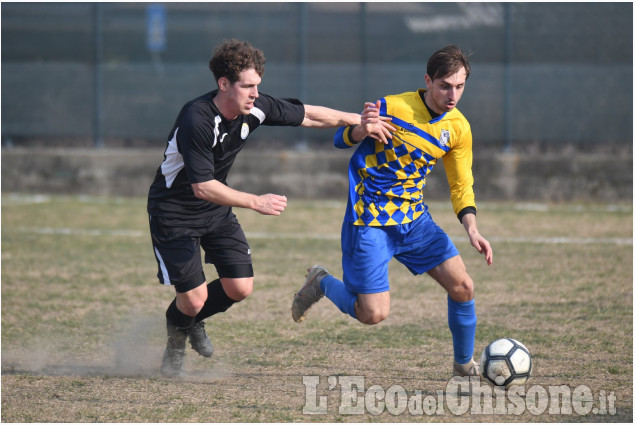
[
  {"x1": 421, "y1": 91, "x2": 442, "y2": 119},
  {"x1": 212, "y1": 93, "x2": 239, "y2": 121}
]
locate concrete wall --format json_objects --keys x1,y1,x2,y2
[{"x1": 1, "y1": 148, "x2": 632, "y2": 203}]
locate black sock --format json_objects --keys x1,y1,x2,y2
[
  {"x1": 165, "y1": 298, "x2": 196, "y2": 330},
  {"x1": 195, "y1": 279, "x2": 237, "y2": 322}
]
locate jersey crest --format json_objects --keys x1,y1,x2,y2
[
  {"x1": 440, "y1": 129, "x2": 450, "y2": 147},
  {"x1": 240, "y1": 122, "x2": 250, "y2": 140}
]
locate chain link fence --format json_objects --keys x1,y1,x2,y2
[{"x1": 2, "y1": 2, "x2": 632, "y2": 150}]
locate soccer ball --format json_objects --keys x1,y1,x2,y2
[{"x1": 479, "y1": 338, "x2": 532, "y2": 388}]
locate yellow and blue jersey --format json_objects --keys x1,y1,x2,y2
[{"x1": 334, "y1": 89, "x2": 476, "y2": 226}]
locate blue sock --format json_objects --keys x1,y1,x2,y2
[
  {"x1": 447, "y1": 296, "x2": 477, "y2": 364},
  {"x1": 320, "y1": 275, "x2": 357, "y2": 319}
]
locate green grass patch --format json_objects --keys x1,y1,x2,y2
[{"x1": 1, "y1": 195, "x2": 632, "y2": 422}]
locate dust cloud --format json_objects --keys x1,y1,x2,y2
[{"x1": 1, "y1": 314, "x2": 232, "y2": 381}]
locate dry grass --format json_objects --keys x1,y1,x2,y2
[{"x1": 1, "y1": 194, "x2": 632, "y2": 422}]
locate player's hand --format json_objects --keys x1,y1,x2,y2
[
  {"x1": 469, "y1": 232, "x2": 493, "y2": 266},
  {"x1": 254, "y1": 194, "x2": 287, "y2": 216},
  {"x1": 361, "y1": 100, "x2": 395, "y2": 144}
]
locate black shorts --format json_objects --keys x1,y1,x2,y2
[{"x1": 149, "y1": 213, "x2": 253, "y2": 293}]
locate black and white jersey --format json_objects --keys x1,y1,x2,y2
[{"x1": 147, "y1": 90, "x2": 304, "y2": 224}]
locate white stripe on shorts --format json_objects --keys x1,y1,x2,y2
[{"x1": 154, "y1": 246, "x2": 172, "y2": 286}]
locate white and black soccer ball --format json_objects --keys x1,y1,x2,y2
[{"x1": 479, "y1": 338, "x2": 532, "y2": 388}]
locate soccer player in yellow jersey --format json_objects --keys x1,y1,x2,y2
[{"x1": 291, "y1": 45, "x2": 493, "y2": 377}]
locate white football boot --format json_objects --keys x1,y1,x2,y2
[{"x1": 452, "y1": 358, "x2": 481, "y2": 377}]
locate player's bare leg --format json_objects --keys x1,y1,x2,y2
[
  {"x1": 355, "y1": 292, "x2": 390, "y2": 325},
  {"x1": 220, "y1": 277, "x2": 253, "y2": 301},
  {"x1": 427, "y1": 255, "x2": 474, "y2": 302},
  {"x1": 175, "y1": 284, "x2": 209, "y2": 316}
]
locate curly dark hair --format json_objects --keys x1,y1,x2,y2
[
  {"x1": 208, "y1": 39, "x2": 266, "y2": 84},
  {"x1": 426, "y1": 45, "x2": 471, "y2": 81}
]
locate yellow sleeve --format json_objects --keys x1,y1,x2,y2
[{"x1": 443, "y1": 127, "x2": 476, "y2": 216}]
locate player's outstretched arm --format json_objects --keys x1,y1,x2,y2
[
  {"x1": 192, "y1": 180, "x2": 287, "y2": 216},
  {"x1": 461, "y1": 213, "x2": 493, "y2": 265},
  {"x1": 301, "y1": 105, "x2": 360, "y2": 128},
  {"x1": 301, "y1": 104, "x2": 394, "y2": 142}
]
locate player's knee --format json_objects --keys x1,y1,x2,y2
[
  {"x1": 449, "y1": 276, "x2": 474, "y2": 302},
  {"x1": 223, "y1": 280, "x2": 253, "y2": 301},
  {"x1": 357, "y1": 307, "x2": 390, "y2": 325},
  {"x1": 230, "y1": 286, "x2": 252, "y2": 301},
  {"x1": 179, "y1": 298, "x2": 206, "y2": 317}
]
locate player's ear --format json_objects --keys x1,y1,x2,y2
[
  {"x1": 424, "y1": 74, "x2": 432, "y2": 89},
  {"x1": 218, "y1": 77, "x2": 230, "y2": 91}
]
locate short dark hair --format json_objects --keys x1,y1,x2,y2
[
  {"x1": 426, "y1": 45, "x2": 471, "y2": 81},
  {"x1": 208, "y1": 39, "x2": 266, "y2": 84}
]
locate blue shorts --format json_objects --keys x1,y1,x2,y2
[{"x1": 340, "y1": 211, "x2": 459, "y2": 294}]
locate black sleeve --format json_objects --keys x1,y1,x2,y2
[
  {"x1": 256, "y1": 93, "x2": 305, "y2": 127},
  {"x1": 177, "y1": 106, "x2": 216, "y2": 184},
  {"x1": 457, "y1": 206, "x2": 477, "y2": 223}
]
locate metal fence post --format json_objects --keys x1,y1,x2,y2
[
  {"x1": 360, "y1": 2, "x2": 368, "y2": 103},
  {"x1": 93, "y1": 4, "x2": 104, "y2": 148},
  {"x1": 503, "y1": 2, "x2": 513, "y2": 152},
  {"x1": 298, "y1": 2, "x2": 308, "y2": 148}
]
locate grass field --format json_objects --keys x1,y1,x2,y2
[{"x1": 1, "y1": 194, "x2": 632, "y2": 422}]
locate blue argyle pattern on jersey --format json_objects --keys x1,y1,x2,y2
[
  {"x1": 340, "y1": 90, "x2": 475, "y2": 226},
  {"x1": 351, "y1": 135, "x2": 437, "y2": 226}
]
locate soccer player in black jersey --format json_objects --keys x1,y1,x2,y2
[{"x1": 148, "y1": 39, "x2": 393, "y2": 377}]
